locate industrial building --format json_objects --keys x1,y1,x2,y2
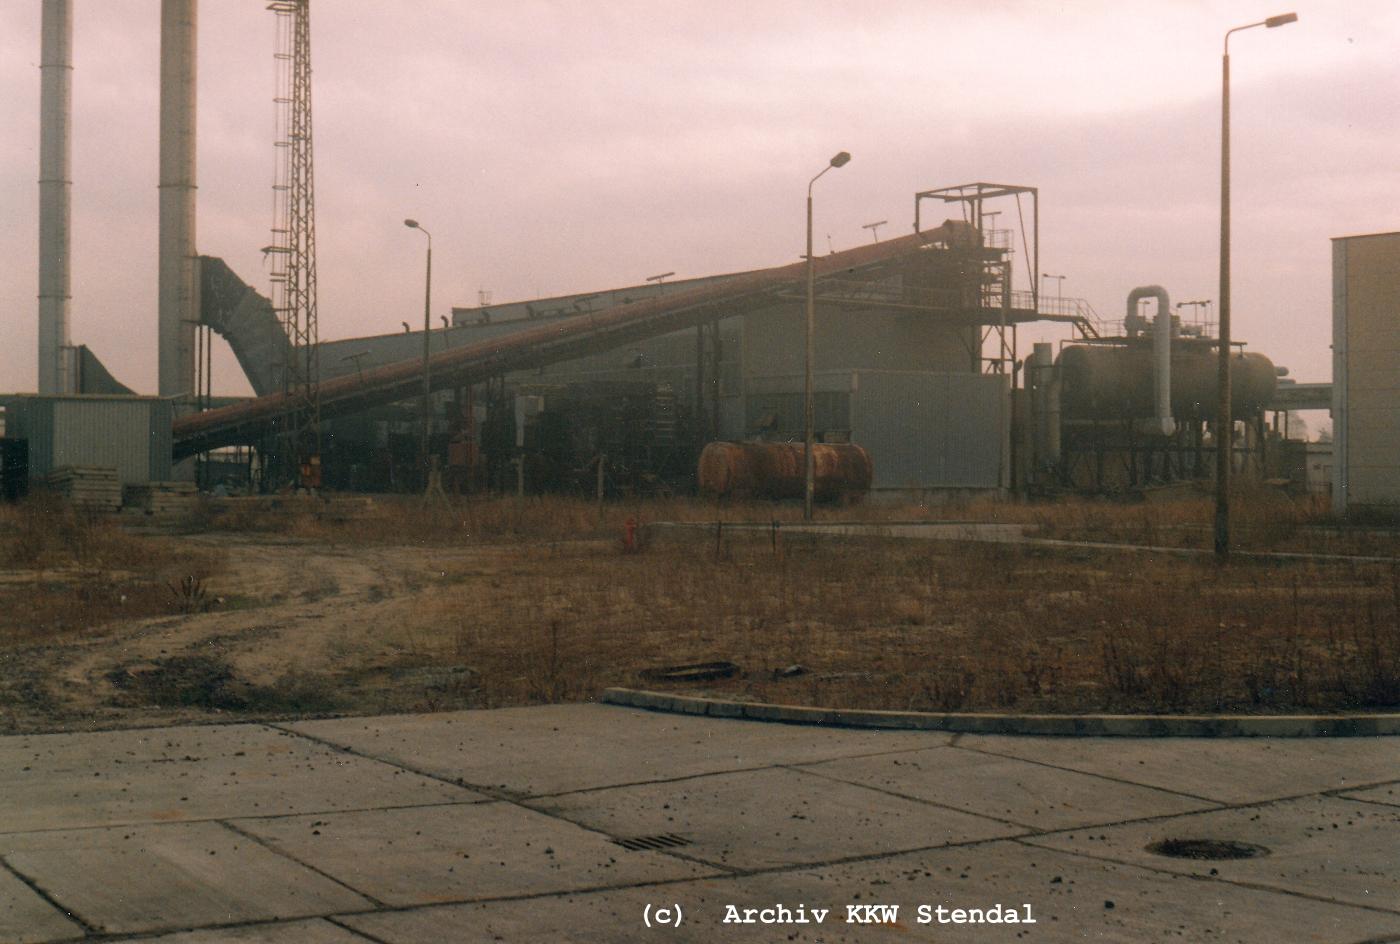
[
  {"x1": 178, "y1": 233, "x2": 1297, "y2": 503},
  {"x1": 3, "y1": 396, "x2": 172, "y2": 488},
  {"x1": 178, "y1": 201, "x2": 1056, "y2": 499},
  {"x1": 4, "y1": 0, "x2": 1336, "y2": 510},
  {"x1": 304, "y1": 199, "x2": 1029, "y2": 498}
]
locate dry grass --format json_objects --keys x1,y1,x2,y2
[
  {"x1": 194, "y1": 493, "x2": 859, "y2": 547},
  {"x1": 384, "y1": 533, "x2": 1400, "y2": 715},
  {"x1": 1024, "y1": 490, "x2": 1344, "y2": 552},
  {"x1": 0, "y1": 495, "x2": 223, "y2": 644},
  {"x1": 4, "y1": 488, "x2": 1399, "y2": 725},
  {"x1": 184, "y1": 487, "x2": 1393, "y2": 554}
]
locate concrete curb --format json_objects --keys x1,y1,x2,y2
[{"x1": 601, "y1": 688, "x2": 1400, "y2": 738}]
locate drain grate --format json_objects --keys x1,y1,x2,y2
[
  {"x1": 1147, "y1": 838, "x2": 1269, "y2": 861},
  {"x1": 611, "y1": 833, "x2": 693, "y2": 852}
]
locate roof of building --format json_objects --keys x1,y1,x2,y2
[{"x1": 1331, "y1": 230, "x2": 1400, "y2": 242}]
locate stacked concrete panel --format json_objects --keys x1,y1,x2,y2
[
  {"x1": 47, "y1": 465, "x2": 121, "y2": 512},
  {"x1": 122, "y1": 481, "x2": 198, "y2": 523}
]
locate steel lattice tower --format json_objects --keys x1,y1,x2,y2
[{"x1": 267, "y1": 0, "x2": 319, "y2": 485}]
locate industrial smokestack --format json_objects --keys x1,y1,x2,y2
[
  {"x1": 158, "y1": 0, "x2": 198, "y2": 400},
  {"x1": 38, "y1": 0, "x2": 74, "y2": 394}
]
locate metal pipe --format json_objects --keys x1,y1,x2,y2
[
  {"x1": 404, "y1": 219, "x2": 432, "y2": 482},
  {"x1": 1126, "y1": 285, "x2": 1175, "y2": 437},
  {"x1": 422, "y1": 239, "x2": 432, "y2": 477},
  {"x1": 1218, "y1": 41, "x2": 1233, "y2": 559},
  {"x1": 1030, "y1": 342, "x2": 1053, "y2": 476},
  {"x1": 1218, "y1": 11, "x2": 1298, "y2": 558},
  {"x1": 804, "y1": 184, "x2": 815, "y2": 520},
  {"x1": 38, "y1": 0, "x2": 73, "y2": 394},
  {"x1": 158, "y1": 0, "x2": 198, "y2": 401},
  {"x1": 804, "y1": 150, "x2": 850, "y2": 521}
]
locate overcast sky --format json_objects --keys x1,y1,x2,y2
[{"x1": 2, "y1": 0, "x2": 1397, "y2": 398}]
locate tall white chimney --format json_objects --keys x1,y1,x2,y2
[
  {"x1": 158, "y1": 0, "x2": 197, "y2": 400},
  {"x1": 38, "y1": 0, "x2": 74, "y2": 394}
]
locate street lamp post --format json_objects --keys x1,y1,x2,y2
[
  {"x1": 1217, "y1": 11, "x2": 1296, "y2": 560},
  {"x1": 404, "y1": 219, "x2": 432, "y2": 486},
  {"x1": 1041, "y1": 273, "x2": 1066, "y2": 302},
  {"x1": 805, "y1": 150, "x2": 851, "y2": 521}
]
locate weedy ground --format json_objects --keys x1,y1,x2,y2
[{"x1": 0, "y1": 489, "x2": 1396, "y2": 732}]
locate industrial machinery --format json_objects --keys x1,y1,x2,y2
[
  {"x1": 172, "y1": 222, "x2": 980, "y2": 459},
  {"x1": 481, "y1": 381, "x2": 695, "y2": 497},
  {"x1": 1028, "y1": 285, "x2": 1278, "y2": 492},
  {"x1": 1057, "y1": 344, "x2": 1276, "y2": 422},
  {"x1": 26, "y1": 0, "x2": 1313, "y2": 505}
]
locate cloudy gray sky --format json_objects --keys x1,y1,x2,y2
[{"x1": 2, "y1": 1, "x2": 1397, "y2": 397}]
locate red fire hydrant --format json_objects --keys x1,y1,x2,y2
[{"x1": 622, "y1": 516, "x2": 638, "y2": 554}]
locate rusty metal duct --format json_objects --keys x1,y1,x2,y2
[
  {"x1": 38, "y1": 0, "x2": 74, "y2": 394},
  {"x1": 1125, "y1": 285, "x2": 1176, "y2": 437},
  {"x1": 158, "y1": 0, "x2": 198, "y2": 400}
]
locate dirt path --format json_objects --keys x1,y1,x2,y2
[
  {"x1": 1, "y1": 536, "x2": 505, "y2": 732},
  {"x1": 5, "y1": 522, "x2": 1396, "y2": 733}
]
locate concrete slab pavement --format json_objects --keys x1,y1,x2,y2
[
  {"x1": 529, "y1": 765, "x2": 1022, "y2": 871},
  {"x1": 283, "y1": 704, "x2": 943, "y2": 796},
  {"x1": 797, "y1": 744, "x2": 1219, "y2": 830},
  {"x1": 129, "y1": 920, "x2": 368, "y2": 943},
  {"x1": 0, "y1": 723, "x2": 475, "y2": 834},
  {"x1": 236, "y1": 801, "x2": 714, "y2": 907},
  {"x1": 0, "y1": 863, "x2": 84, "y2": 943},
  {"x1": 2, "y1": 704, "x2": 1399, "y2": 942},
  {"x1": 1027, "y1": 794, "x2": 1400, "y2": 912},
  {"x1": 341, "y1": 842, "x2": 1400, "y2": 943},
  {"x1": 0, "y1": 821, "x2": 369, "y2": 935},
  {"x1": 963, "y1": 731, "x2": 1400, "y2": 804}
]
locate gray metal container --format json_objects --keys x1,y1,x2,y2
[{"x1": 3, "y1": 395, "x2": 173, "y2": 485}]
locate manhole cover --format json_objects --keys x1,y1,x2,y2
[
  {"x1": 640, "y1": 661, "x2": 738, "y2": 683},
  {"x1": 612, "y1": 833, "x2": 693, "y2": 851},
  {"x1": 1146, "y1": 839, "x2": 1269, "y2": 860}
]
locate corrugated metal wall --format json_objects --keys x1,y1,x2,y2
[
  {"x1": 1333, "y1": 232, "x2": 1400, "y2": 514},
  {"x1": 6, "y1": 396, "x2": 173, "y2": 485},
  {"x1": 744, "y1": 371, "x2": 858, "y2": 440},
  {"x1": 742, "y1": 305, "x2": 975, "y2": 378},
  {"x1": 851, "y1": 370, "x2": 1006, "y2": 489},
  {"x1": 739, "y1": 370, "x2": 1007, "y2": 490},
  {"x1": 5, "y1": 398, "x2": 55, "y2": 475}
]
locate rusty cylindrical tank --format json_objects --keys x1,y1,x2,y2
[
  {"x1": 1057, "y1": 343, "x2": 1276, "y2": 422},
  {"x1": 698, "y1": 442, "x2": 873, "y2": 503}
]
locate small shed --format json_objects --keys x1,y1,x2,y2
[{"x1": 1, "y1": 395, "x2": 174, "y2": 486}]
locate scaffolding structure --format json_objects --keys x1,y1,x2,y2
[
  {"x1": 915, "y1": 183, "x2": 1040, "y2": 378},
  {"x1": 265, "y1": 0, "x2": 320, "y2": 486}
]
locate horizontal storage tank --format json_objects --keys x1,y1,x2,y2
[
  {"x1": 698, "y1": 441, "x2": 873, "y2": 502},
  {"x1": 1058, "y1": 343, "x2": 1276, "y2": 422}
]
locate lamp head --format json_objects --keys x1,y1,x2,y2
[
  {"x1": 1265, "y1": 12, "x2": 1298, "y2": 27},
  {"x1": 404, "y1": 219, "x2": 420, "y2": 229},
  {"x1": 829, "y1": 151, "x2": 851, "y2": 168}
]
